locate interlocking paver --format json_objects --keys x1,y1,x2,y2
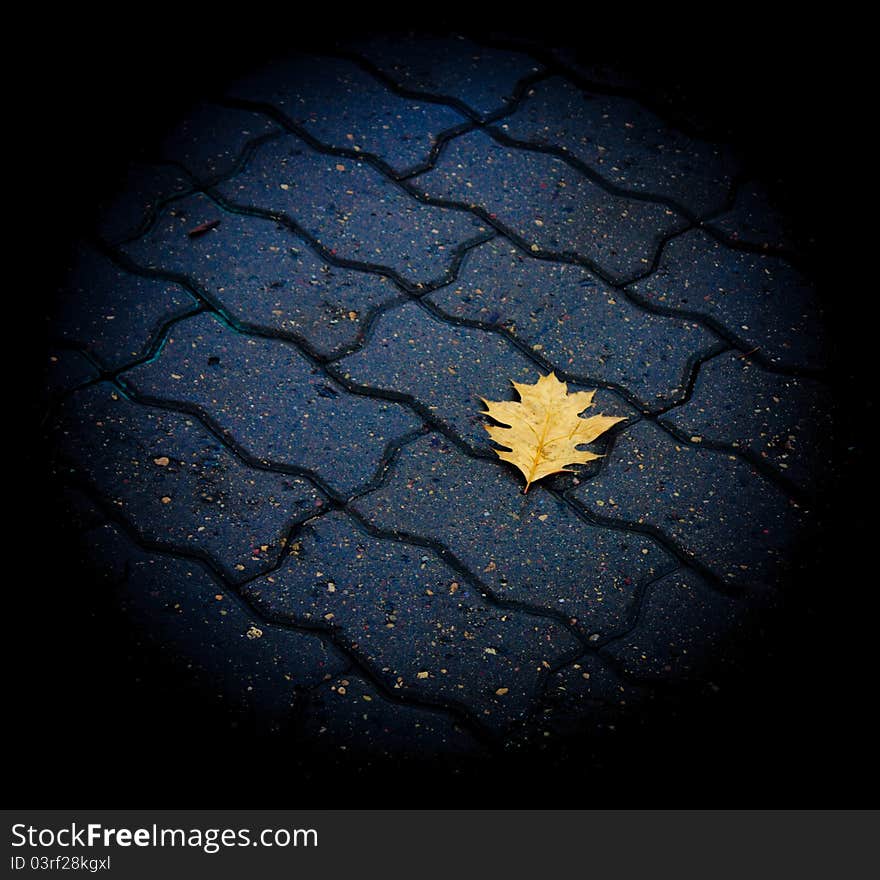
[
  {"x1": 336, "y1": 300, "x2": 634, "y2": 452},
  {"x1": 351, "y1": 433, "x2": 672, "y2": 640},
  {"x1": 95, "y1": 164, "x2": 193, "y2": 244},
  {"x1": 225, "y1": 53, "x2": 467, "y2": 174},
  {"x1": 158, "y1": 103, "x2": 282, "y2": 180},
  {"x1": 341, "y1": 35, "x2": 542, "y2": 120},
  {"x1": 78, "y1": 519, "x2": 348, "y2": 727},
  {"x1": 46, "y1": 349, "x2": 98, "y2": 396},
  {"x1": 43, "y1": 36, "x2": 832, "y2": 773},
  {"x1": 54, "y1": 243, "x2": 197, "y2": 371},
  {"x1": 426, "y1": 237, "x2": 718, "y2": 408},
  {"x1": 499, "y1": 76, "x2": 735, "y2": 216},
  {"x1": 242, "y1": 510, "x2": 578, "y2": 734},
  {"x1": 415, "y1": 129, "x2": 688, "y2": 281},
  {"x1": 511, "y1": 654, "x2": 648, "y2": 743},
  {"x1": 571, "y1": 420, "x2": 808, "y2": 588},
  {"x1": 213, "y1": 133, "x2": 487, "y2": 285},
  {"x1": 121, "y1": 192, "x2": 400, "y2": 358},
  {"x1": 659, "y1": 351, "x2": 833, "y2": 493},
  {"x1": 707, "y1": 180, "x2": 801, "y2": 253},
  {"x1": 54, "y1": 382, "x2": 323, "y2": 582},
  {"x1": 300, "y1": 670, "x2": 485, "y2": 757},
  {"x1": 600, "y1": 568, "x2": 762, "y2": 682},
  {"x1": 97, "y1": 108, "x2": 281, "y2": 245},
  {"x1": 121, "y1": 312, "x2": 421, "y2": 497},
  {"x1": 627, "y1": 229, "x2": 826, "y2": 368}
]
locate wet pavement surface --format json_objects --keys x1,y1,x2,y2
[{"x1": 34, "y1": 30, "x2": 849, "y2": 804}]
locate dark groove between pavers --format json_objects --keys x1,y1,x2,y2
[
  {"x1": 401, "y1": 190, "x2": 823, "y2": 378},
  {"x1": 112, "y1": 380, "x2": 412, "y2": 506},
  {"x1": 299, "y1": 48, "x2": 803, "y2": 266},
  {"x1": 220, "y1": 83, "x2": 699, "y2": 285},
  {"x1": 71, "y1": 314, "x2": 803, "y2": 589},
  {"x1": 52, "y1": 368, "x2": 653, "y2": 672},
  {"x1": 90, "y1": 227, "x2": 811, "y2": 509},
  {"x1": 58, "y1": 472, "x2": 503, "y2": 747},
  {"x1": 342, "y1": 501, "x2": 674, "y2": 651},
  {"x1": 502, "y1": 563, "x2": 696, "y2": 739},
  {"x1": 562, "y1": 482, "x2": 769, "y2": 598},
  {"x1": 103, "y1": 195, "x2": 498, "y2": 362},
  {"x1": 480, "y1": 130, "x2": 805, "y2": 267},
  {"x1": 60, "y1": 446, "x2": 641, "y2": 738},
  {"x1": 472, "y1": 32, "x2": 734, "y2": 146},
  {"x1": 73, "y1": 65, "x2": 823, "y2": 602},
  {"x1": 417, "y1": 298, "x2": 727, "y2": 416},
  {"x1": 68, "y1": 491, "x2": 354, "y2": 714},
  {"x1": 218, "y1": 94, "x2": 481, "y2": 184},
  {"x1": 100, "y1": 131, "x2": 288, "y2": 248},
  {"x1": 206, "y1": 184, "x2": 495, "y2": 295},
  {"x1": 218, "y1": 64, "x2": 547, "y2": 184},
  {"x1": 322, "y1": 47, "x2": 710, "y2": 221},
  {"x1": 47, "y1": 39, "x2": 831, "y2": 761},
  {"x1": 55, "y1": 435, "x2": 326, "y2": 587},
  {"x1": 653, "y1": 419, "x2": 810, "y2": 504},
  {"x1": 417, "y1": 245, "x2": 735, "y2": 414},
  {"x1": 124, "y1": 108, "x2": 823, "y2": 385},
  {"x1": 55, "y1": 355, "x2": 686, "y2": 675},
  {"x1": 214, "y1": 82, "x2": 747, "y2": 298},
  {"x1": 102, "y1": 56, "x2": 815, "y2": 378},
  {"x1": 92, "y1": 209, "x2": 812, "y2": 510},
  {"x1": 483, "y1": 124, "x2": 712, "y2": 224},
  {"x1": 52, "y1": 304, "x2": 211, "y2": 382},
  {"x1": 210, "y1": 157, "x2": 822, "y2": 386},
  {"x1": 313, "y1": 46, "x2": 549, "y2": 125}
]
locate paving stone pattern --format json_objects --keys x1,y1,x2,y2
[
  {"x1": 496, "y1": 75, "x2": 737, "y2": 217},
  {"x1": 415, "y1": 129, "x2": 688, "y2": 282},
  {"x1": 225, "y1": 53, "x2": 468, "y2": 175},
  {"x1": 54, "y1": 242, "x2": 199, "y2": 371},
  {"x1": 424, "y1": 237, "x2": 718, "y2": 408},
  {"x1": 121, "y1": 312, "x2": 421, "y2": 498},
  {"x1": 48, "y1": 35, "x2": 831, "y2": 761},
  {"x1": 74, "y1": 508, "x2": 350, "y2": 732},
  {"x1": 122, "y1": 192, "x2": 402, "y2": 359},
  {"x1": 214, "y1": 133, "x2": 488, "y2": 286},
  {"x1": 627, "y1": 229, "x2": 827, "y2": 369},
  {"x1": 54, "y1": 382, "x2": 324, "y2": 583},
  {"x1": 339, "y1": 34, "x2": 542, "y2": 121}
]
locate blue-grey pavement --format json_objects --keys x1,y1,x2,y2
[{"x1": 47, "y1": 35, "x2": 832, "y2": 760}]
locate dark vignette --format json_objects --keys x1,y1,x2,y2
[{"x1": 14, "y1": 14, "x2": 872, "y2": 807}]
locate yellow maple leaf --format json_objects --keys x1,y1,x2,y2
[{"x1": 480, "y1": 372, "x2": 624, "y2": 493}]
